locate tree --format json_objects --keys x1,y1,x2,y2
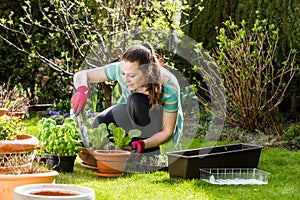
[{"x1": 0, "y1": 0, "x2": 196, "y2": 106}]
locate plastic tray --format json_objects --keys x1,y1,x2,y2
[
  {"x1": 167, "y1": 143, "x2": 263, "y2": 179},
  {"x1": 199, "y1": 168, "x2": 270, "y2": 185}
]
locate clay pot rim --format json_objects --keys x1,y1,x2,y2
[
  {"x1": 0, "y1": 134, "x2": 39, "y2": 154},
  {"x1": 7, "y1": 111, "x2": 25, "y2": 114},
  {"x1": 93, "y1": 149, "x2": 131, "y2": 156},
  {"x1": 14, "y1": 183, "x2": 95, "y2": 198},
  {"x1": 0, "y1": 170, "x2": 59, "y2": 180},
  {"x1": 0, "y1": 133, "x2": 38, "y2": 143}
]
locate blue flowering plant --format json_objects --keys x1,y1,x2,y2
[{"x1": 49, "y1": 110, "x2": 60, "y2": 116}]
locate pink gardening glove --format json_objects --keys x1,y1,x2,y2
[
  {"x1": 71, "y1": 85, "x2": 89, "y2": 116},
  {"x1": 131, "y1": 140, "x2": 145, "y2": 159}
]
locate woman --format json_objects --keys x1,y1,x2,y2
[{"x1": 71, "y1": 43, "x2": 183, "y2": 158}]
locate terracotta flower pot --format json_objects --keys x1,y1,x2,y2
[
  {"x1": 14, "y1": 184, "x2": 95, "y2": 200},
  {"x1": 0, "y1": 134, "x2": 39, "y2": 154},
  {"x1": 78, "y1": 147, "x2": 97, "y2": 167},
  {"x1": 0, "y1": 170, "x2": 59, "y2": 200},
  {"x1": 0, "y1": 108, "x2": 8, "y2": 116},
  {"x1": 0, "y1": 134, "x2": 39, "y2": 174},
  {"x1": 7, "y1": 111, "x2": 26, "y2": 119},
  {"x1": 93, "y1": 150, "x2": 131, "y2": 178}
]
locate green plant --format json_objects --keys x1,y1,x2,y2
[
  {"x1": 108, "y1": 123, "x2": 142, "y2": 150},
  {"x1": 213, "y1": 12, "x2": 296, "y2": 134},
  {"x1": 0, "y1": 0, "x2": 195, "y2": 108},
  {"x1": 85, "y1": 122, "x2": 141, "y2": 150},
  {"x1": 85, "y1": 123, "x2": 109, "y2": 150},
  {"x1": 51, "y1": 100, "x2": 72, "y2": 116},
  {"x1": 181, "y1": 86, "x2": 199, "y2": 116},
  {"x1": 50, "y1": 114, "x2": 65, "y2": 125},
  {"x1": 282, "y1": 124, "x2": 300, "y2": 150},
  {"x1": 37, "y1": 117, "x2": 81, "y2": 156},
  {"x1": 0, "y1": 116, "x2": 26, "y2": 140}
]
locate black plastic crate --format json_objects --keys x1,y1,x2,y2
[{"x1": 167, "y1": 143, "x2": 263, "y2": 179}]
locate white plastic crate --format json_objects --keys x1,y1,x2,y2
[{"x1": 199, "y1": 168, "x2": 270, "y2": 185}]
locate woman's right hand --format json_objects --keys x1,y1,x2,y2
[{"x1": 71, "y1": 85, "x2": 89, "y2": 116}]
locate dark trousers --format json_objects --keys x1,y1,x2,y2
[{"x1": 92, "y1": 93, "x2": 163, "y2": 155}]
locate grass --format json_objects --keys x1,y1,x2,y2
[
  {"x1": 53, "y1": 146, "x2": 300, "y2": 200},
  {"x1": 23, "y1": 115, "x2": 300, "y2": 200},
  {"x1": 23, "y1": 113, "x2": 40, "y2": 136}
]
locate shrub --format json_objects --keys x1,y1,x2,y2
[
  {"x1": 0, "y1": 116, "x2": 25, "y2": 140},
  {"x1": 282, "y1": 124, "x2": 300, "y2": 150},
  {"x1": 213, "y1": 12, "x2": 297, "y2": 135}
]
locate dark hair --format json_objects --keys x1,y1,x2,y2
[{"x1": 122, "y1": 43, "x2": 162, "y2": 106}]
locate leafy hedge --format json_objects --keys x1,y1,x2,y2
[{"x1": 183, "y1": 0, "x2": 300, "y2": 120}]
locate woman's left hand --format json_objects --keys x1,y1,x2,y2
[{"x1": 131, "y1": 140, "x2": 145, "y2": 158}]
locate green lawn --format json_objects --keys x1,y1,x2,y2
[
  {"x1": 55, "y1": 147, "x2": 300, "y2": 200},
  {"x1": 24, "y1": 115, "x2": 300, "y2": 200}
]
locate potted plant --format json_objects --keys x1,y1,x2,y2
[
  {"x1": 0, "y1": 116, "x2": 59, "y2": 200},
  {"x1": 90, "y1": 123, "x2": 141, "y2": 178},
  {"x1": 0, "y1": 84, "x2": 29, "y2": 119},
  {"x1": 0, "y1": 115, "x2": 27, "y2": 142},
  {"x1": 37, "y1": 117, "x2": 81, "y2": 173},
  {"x1": 0, "y1": 107, "x2": 8, "y2": 116},
  {"x1": 78, "y1": 122, "x2": 110, "y2": 169},
  {"x1": 0, "y1": 156, "x2": 59, "y2": 200},
  {"x1": 0, "y1": 115, "x2": 39, "y2": 173}
]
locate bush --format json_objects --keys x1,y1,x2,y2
[
  {"x1": 0, "y1": 116, "x2": 26, "y2": 140},
  {"x1": 213, "y1": 12, "x2": 296, "y2": 135},
  {"x1": 282, "y1": 124, "x2": 300, "y2": 150}
]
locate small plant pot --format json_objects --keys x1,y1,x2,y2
[
  {"x1": 0, "y1": 170, "x2": 59, "y2": 200},
  {"x1": 7, "y1": 111, "x2": 26, "y2": 119},
  {"x1": 93, "y1": 150, "x2": 131, "y2": 178},
  {"x1": 47, "y1": 155, "x2": 77, "y2": 173},
  {"x1": 78, "y1": 147, "x2": 97, "y2": 167},
  {"x1": 0, "y1": 108, "x2": 8, "y2": 116},
  {"x1": 0, "y1": 134, "x2": 39, "y2": 154},
  {"x1": 14, "y1": 184, "x2": 95, "y2": 200}
]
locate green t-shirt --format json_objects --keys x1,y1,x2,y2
[{"x1": 104, "y1": 62, "x2": 183, "y2": 147}]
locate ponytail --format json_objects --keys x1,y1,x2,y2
[
  {"x1": 142, "y1": 42, "x2": 159, "y2": 63},
  {"x1": 142, "y1": 42, "x2": 162, "y2": 106}
]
